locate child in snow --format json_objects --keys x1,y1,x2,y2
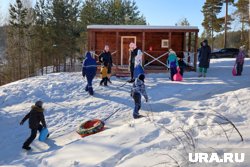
[
  {"x1": 131, "y1": 74, "x2": 148, "y2": 119},
  {"x1": 167, "y1": 49, "x2": 179, "y2": 81},
  {"x1": 235, "y1": 46, "x2": 246, "y2": 76},
  {"x1": 20, "y1": 101, "x2": 47, "y2": 150},
  {"x1": 178, "y1": 57, "x2": 187, "y2": 76},
  {"x1": 82, "y1": 52, "x2": 97, "y2": 95},
  {"x1": 100, "y1": 62, "x2": 108, "y2": 86}
]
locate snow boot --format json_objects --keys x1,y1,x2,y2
[
  {"x1": 22, "y1": 145, "x2": 31, "y2": 150},
  {"x1": 108, "y1": 78, "x2": 112, "y2": 84},
  {"x1": 88, "y1": 87, "x2": 94, "y2": 95},
  {"x1": 85, "y1": 85, "x2": 89, "y2": 92},
  {"x1": 128, "y1": 79, "x2": 135, "y2": 83},
  {"x1": 133, "y1": 115, "x2": 145, "y2": 119}
]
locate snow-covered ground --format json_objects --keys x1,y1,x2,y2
[{"x1": 0, "y1": 58, "x2": 250, "y2": 167}]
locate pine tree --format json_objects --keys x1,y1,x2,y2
[
  {"x1": 234, "y1": 0, "x2": 249, "y2": 46},
  {"x1": 202, "y1": 0, "x2": 223, "y2": 50},
  {"x1": 34, "y1": 0, "x2": 51, "y2": 75},
  {"x1": 176, "y1": 18, "x2": 190, "y2": 26},
  {"x1": 67, "y1": 0, "x2": 81, "y2": 70},
  {"x1": 220, "y1": 0, "x2": 235, "y2": 48},
  {"x1": 103, "y1": 0, "x2": 146, "y2": 25},
  {"x1": 7, "y1": 0, "x2": 30, "y2": 80}
]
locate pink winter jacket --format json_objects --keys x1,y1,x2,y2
[{"x1": 236, "y1": 51, "x2": 245, "y2": 64}]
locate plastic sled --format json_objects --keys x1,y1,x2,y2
[
  {"x1": 173, "y1": 69, "x2": 183, "y2": 81},
  {"x1": 39, "y1": 128, "x2": 49, "y2": 141},
  {"x1": 232, "y1": 66, "x2": 237, "y2": 76}
]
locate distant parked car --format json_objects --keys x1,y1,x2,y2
[{"x1": 210, "y1": 48, "x2": 239, "y2": 58}]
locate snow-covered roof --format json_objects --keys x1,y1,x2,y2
[{"x1": 87, "y1": 25, "x2": 199, "y2": 30}]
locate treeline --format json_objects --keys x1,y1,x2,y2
[
  {"x1": 0, "y1": 0, "x2": 146, "y2": 86},
  {"x1": 201, "y1": 0, "x2": 249, "y2": 50},
  {"x1": 213, "y1": 30, "x2": 249, "y2": 50}
]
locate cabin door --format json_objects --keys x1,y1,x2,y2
[{"x1": 121, "y1": 36, "x2": 136, "y2": 65}]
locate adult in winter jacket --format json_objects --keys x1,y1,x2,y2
[
  {"x1": 20, "y1": 101, "x2": 47, "y2": 150},
  {"x1": 167, "y1": 49, "x2": 179, "y2": 81},
  {"x1": 198, "y1": 42, "x2": 203, "y2": 62},
  {"x1": 99, "y1": 45, "x2": 113, "y2": 83},
  {"x1": 198, "y1": 39, "x2": 211, "y2": 77},
  {"x1": 82, "y1": 52, "x2": 97, "y2": 95},
  {"x1": 131, "y1": 74, "x2": 148, "y2": 119},
  {"x1": 235, "y1": 46, "x2": 246, "y2": 76},
  {"x1": 128, "y1": 43, "x2": 138, "y2": 83}
]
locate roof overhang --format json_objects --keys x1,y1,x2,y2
[{"x1": 87, "y1": 25, "x2": 199, "y2": 32}]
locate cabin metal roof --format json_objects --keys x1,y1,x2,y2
[{"x1": 87, "y1": 25, "x2": 199, "y2": 31}]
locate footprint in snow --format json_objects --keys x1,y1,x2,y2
[
  {"x1": 139, "y1": 129, "x2": 160, "y2": 143},
  {"x1": 194, "y1": 112, "x2": 206, "y2": 119},
  {"x1": 157, "y1": 118, "x2": 171, "y2": 125}
]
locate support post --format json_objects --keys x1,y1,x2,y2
[{"x1": 194, "y1": 32, "x2": 198, "y2": 72}]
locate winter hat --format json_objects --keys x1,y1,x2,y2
[
  {"x1": 138, "y1": 74, "x2": 145, "y2": 82},
  {"x1": 203, "y1": 39, "x2": 208, "y2": 45},
  {"x1": 240, "y1": 45, "x2": 245, "y2": 50},
  {"x1": 35, "y1": 100, "x2": 43, "y2": 108},
  {"x1": 169, "y1": 49, "x2": 176, "y2": 55}
]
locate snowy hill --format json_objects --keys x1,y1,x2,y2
[{"x1": 0, "y1": 59, "x2": 250, "y2": 167}]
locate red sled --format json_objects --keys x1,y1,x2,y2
[
  {"x1": 232, "y1": 65, "x2": 237, "y2": 76},
  {"x1": 77, "y1": 119, "x2": 105, "y2": 137},
  {"x1": 173, "y1": 69, "x2": 183, "y2": 81}
]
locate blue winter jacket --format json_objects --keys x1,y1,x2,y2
[
  {"x1": 82, "y1": 52, "x2": 97, "y2": 78},
  {"x1": 167, "y1": 53, "x2": 179, "y2": 68}
]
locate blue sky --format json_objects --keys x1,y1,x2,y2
[
  {"x1": 135, "y1": 0, "x2": 206, "y2": 32},
  {"x1": 1, "y1": 0, "x2": 237, "y2": 36}
]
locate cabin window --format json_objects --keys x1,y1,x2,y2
[{"x1": 161, "y1": 39, "x2": 169, "y2": 48}]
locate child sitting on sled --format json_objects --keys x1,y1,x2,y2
[
  {"x1": 100, "y1": 62, "x2": 108, "y2": 86},
  {"x1": 131, "y1": 74, "x2": 149, "y2": 119},
  {"x1": 20, "y1": 101, "x2": 48, "y2": 150}
]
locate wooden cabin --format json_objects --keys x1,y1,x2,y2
[{"x1": 87, "y1": 25, "x2": 199, "y2": 74}]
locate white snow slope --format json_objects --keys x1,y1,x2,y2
[{"x1": 0, "y1": 59, "x2": 250, "y2": 167}]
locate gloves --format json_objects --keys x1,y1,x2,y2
[
  {"x1": 20, "y1": 121, "x2": 24, "y2": 125},
  {"x1": 145, "y1": 98, "x2": 148, "y2": 103}
]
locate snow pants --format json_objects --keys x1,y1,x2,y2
[
  {"x1": 132, "y1": 92, "x2": 141, "y2": 118},
  {"x1": 170, "y1": 67, "x2": 177, "y2": 81},
  {"x1": 23, "y1": 124, "x2": 43, "y2": 147},
  {"x1": 130, "y1": 63, "x2": 135, "y2": 81},
  {"x1": 236, "y1": 62, "x2": 243, "y2": 76},
  {"x1": 85, "y1": 74, "x2": 95, "y2": 95}
]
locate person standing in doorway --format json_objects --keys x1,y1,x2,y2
[
  {"x1": 99, "y1": 45, "x2": 113, "y2": 83},
  {"x1": 198, "y1": 39, "x2": 211, "y2": 77}
]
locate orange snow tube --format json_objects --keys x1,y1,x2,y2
[{"x1": 77, "y1": 119, "x2": 105, "y2": 137}]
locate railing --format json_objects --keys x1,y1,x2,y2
[{"x1": 143, "y1": 51, "x2": 169, "y2": 67}]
